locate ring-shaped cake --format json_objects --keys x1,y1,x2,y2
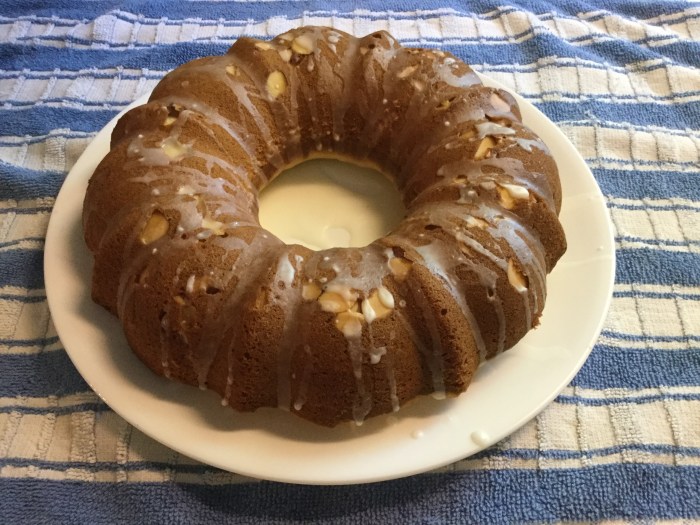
[{"x1": 83, "y1": 26, "x2": 566, "y2": 426}]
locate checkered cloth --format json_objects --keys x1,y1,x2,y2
[{"x1": 1, "y1": 1, "x2": 699, "y2": 522}]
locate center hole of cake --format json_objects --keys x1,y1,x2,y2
[{"x1": 258, "y1": 158, "x2": 406, "y2": 251}]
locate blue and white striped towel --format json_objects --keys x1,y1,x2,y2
[{"x1": 1, "y1": 1, "x2": 699, "y2": 522}]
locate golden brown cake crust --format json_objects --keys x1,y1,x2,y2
[{"x1": 83, "y1": 26, "x2": 566, "y2": 427}]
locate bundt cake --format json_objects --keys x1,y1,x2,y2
[{"x1": 83, "y1": 26, "x2": 566, "y2": 427}]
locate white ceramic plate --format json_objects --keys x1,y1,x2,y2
[{"x1": 44, "y1": 75, "x2": 615, "y2": 485}]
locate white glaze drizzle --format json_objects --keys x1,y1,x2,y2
[
  {"x1": 272, "y1": 249, "x2": 305, "y2": 411},
  {"x1": 275, "y1": 251, "x2": 296, "y2": 288},
  {"x1": 414, "y1": 242, "x2": 488, "y2": 361},
  {"x1": 475, "y1": 121, "x2": 516, "y2": 138},
  {"x1": 514, "y1": 137, "x2": 546, "y2": 153},
  {"x1": 404, "y1": 284, "x2": 446, "y2": 398}
]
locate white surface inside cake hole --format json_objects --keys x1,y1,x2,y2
[{"x1": 258, "y1": 158, "x2": 406, "y2": 250}]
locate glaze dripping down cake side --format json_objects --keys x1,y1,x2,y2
[{"x1": 82, "y1": 26, "x2": 566, "y2": 427}]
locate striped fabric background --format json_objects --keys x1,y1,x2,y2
[{"x1": 1, "y1": 0, "x2": 699, "y2": 522}]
